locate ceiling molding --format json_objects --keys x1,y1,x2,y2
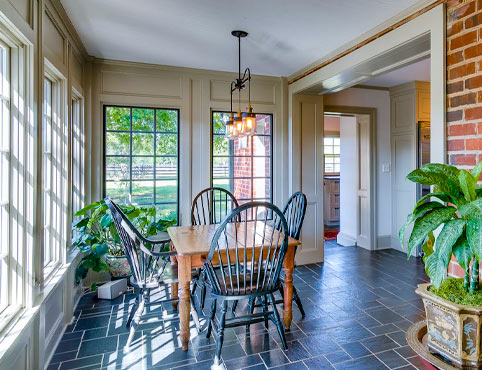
[
  {"x1": 353, "y1": 85, "x2": 390, "y2": 91},
  {"x1": 288, "y1": 0, "x2": 443, "y2": 85}
]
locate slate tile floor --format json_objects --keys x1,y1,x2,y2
[{"x1": 47, "y1": 241, "x2": 429, "y2": 369}]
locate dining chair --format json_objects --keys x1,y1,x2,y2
[
  {"x1": 231, "y1": 192, "x2": 307, "y2": 316},
  {"x1": 203, "y1": 202, "x2": 289, "y2": 368},
  {"x1": 105, "y1": 198, "x2": 201, "y2": 347},
  {"x1": 190, "y1": 187, "x2": 239, "y2": 311}
]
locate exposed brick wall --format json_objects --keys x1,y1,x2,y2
[
  {"x1": 446, "y1": 0, "x2": 482, "y2": 278},
  {"x1": 446, "y1": 0, "x2": 482, "y2": 169}
]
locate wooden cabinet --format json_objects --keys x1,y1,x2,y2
[{"x1": 324, "y1": 177, "x2": 340, "y2": 225}]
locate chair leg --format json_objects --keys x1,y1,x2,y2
[
  {"x1": 200, "y1": 285, "x2": 207, "y2": 310},
  {"x1": 126, "y1": 290, "x2": 147, "y2": 348},
  {"x1": 293, "y1": 286, "x2": 306, "y2": 317},
  {"x1": 246, "y1": 297, "x2": 255, "y2": 332},
  {"x1": 126, "y1": 295, "x2": 139, "y2": 328},
  {"x1": 268, "y1": 293, "x2": 287, "y2": 350},
  {"x1": 231, "y1": 300, "x2": 238, "y2": 314},
  {"x1": 261, "y1": 296, "x2": 269, "y2": 329},
  {"x1": 213, "y1": 300, "x2": 228, "y2": 368},
  {"x1": 206, "y1": 299, "x2": 217, "y2": 339},
  {"x1": 190, "y1": 293, "x2": 202, "y2": 333}
]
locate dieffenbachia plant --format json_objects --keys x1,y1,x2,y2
[{"x1": 400, "y1": 162, "x2": 482, "y2": 293}]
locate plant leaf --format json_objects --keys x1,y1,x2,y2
[
  {"x1": 423, "y1": 163, "x2": 460, "y2": 183},
  {"x1": 425, "y1": 218, "x2": 466, "y2": 288},
  {"x1": 458, "y1": 169, "x2": 477, "y2": 202},
  {"x1": 74, "y1": 201, "x2": 101, "y2": 217},
  {"x1": 407, "y1": 167, "x2": 462, "y2": 201},
  {"x1": 471, "y1": 161, "x2": 482, "y2": 181},
  {"x1": 407, "y1": 207, "x2": 456, "y2": 257},
  {"x1": 422, "y1": 231, "x2": 435, "y2": 264},
  {"x1": 100, "y1": 213, "x2": 112, "y2": 228},
  {"x1": 415, "y1": 192, "x2": 452, "y2": 208},
  {"x1": 459, "y1": 198, "x2": 482, "y2": 220},
  {"x1": 452, "y1": 234, "x2": 471, "y2": 272},
  {"x1": 467, "y1": 219, "x2": 482, "y2": 260}
]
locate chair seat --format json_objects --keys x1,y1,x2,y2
[
  {"x1": 130, "y1": 262, "x2": 201, "y2": 289},
  {"x1": 205, "y1": 269, "x2": 279, "y2": 296}
]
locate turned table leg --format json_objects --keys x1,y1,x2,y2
[
  {"x1": 171, "y1": 282, "x2": 179, "y2": 311},
  {"x1": 178, "y1": 255, "x2": 192, "y2": 351},
  {"x1": 283, "y1": 245, "x2": 295, "y2": 331}
]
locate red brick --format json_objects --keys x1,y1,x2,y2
[
  {"x1": 466, "y1": 106, "x2": 482, "y2": 120},
  {"x1": 465, "y1": 43, "x2": 482, "y2": 59},
  {"x1": 449, "y1": 1, "x2": 476, "y2": 21},
  {"x1": 479, "y1": 0, "x2": 482, "y2": 11},
  {"x1": 449, "y1": 62, "x2": 475, "y2": 79},
  {"x1": 448, "y1": 139, "x2": 465, "y2": 150},
  {"x1": 450, "y1": 92, "x2": 477, "y2": 107},
  {"x1": 448, "y1": 21, "x2": 464, "y2": 37},
  {"x1": 449, "y1": 123, "x2": 476, "y2": 135},
  {"x1": 467, "y1": 138, "x2": 482, "y2": 150},
  {"x1": 478, "y1": 122, "x2": 482, "y2": 134},
  {"x1": 447, "y1": 110, "x2": 464, "y2": 122},
  {"x1": 447, "y1": 81, "x2": 464, "y2": 94},
  {"x1": 465, "y1": 12, "x2": 482, "y2": 28},
  {"x1": 447, "y1": 51, "x2": 464, "y2": 66},
  {"x1": 466, "y1": 75, "x2": 482, "y2": 89},
  {"x1": 450, "y1": 261, "x2": 465, "y2": 278},
  {"x1": 450, "y1": 30, "x2": 478, "y2": 50},
  {"x1": 451, "y1": 154, "x2": 477, "y2": 165}
]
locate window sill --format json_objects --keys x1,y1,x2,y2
[{"x1": 0, "y1": 250, "x2": 81, "y2": 363}]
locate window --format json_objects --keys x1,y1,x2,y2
[
  {"x1": 211, "y1": 112, "x2": 273, "y2": 206},
  {"x1": 324, "y1": 136, "x2": 340, "y2": 174},
  {"x1": 104, "y1": 106, "x2": 179, "y2": 222},
  {"x1": 42, "y1": 64, "x2": 68, "y2": 276},
  {"x1": 71, "y1": 93, "x2": 84, "y2": 219},
  {"x1": 0, "y1": 42, "x2": 10, "y2": 314}
]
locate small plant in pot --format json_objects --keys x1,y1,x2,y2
[
  {"x1": 400, "y1": 161, "x2": 482, "y2": 368},
  {"x1": 72, "y1": 199, "x2": 176, "y2": 287}
]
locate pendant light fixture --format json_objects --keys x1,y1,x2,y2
[{"x1": 225, "y1": 30, "x2": 256, "y2": 140}]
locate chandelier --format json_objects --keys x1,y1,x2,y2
[{"x1": 225, "y1": 30, "x2": 256, "y2": 140}]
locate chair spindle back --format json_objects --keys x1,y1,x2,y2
[{"x1": 191, "y1": 187, "x2": 239, "y2": 225}]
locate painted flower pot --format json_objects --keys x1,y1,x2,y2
[
  {"x1": 416, "y1": 283, "x2": 482, "y2": 369},
  {"x1": 105, "y1": 255, "x2": 131, "y2": 278}
]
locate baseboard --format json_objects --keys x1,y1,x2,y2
[
  {"x1": 376, "y1": 235, "x2": 392, "y2": 250},
  {"x1": 336, "y1": 232, "x2": 356, "y2": 246}
]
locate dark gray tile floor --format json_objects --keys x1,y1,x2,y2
[{"x1": 47, "y1": 241, "x2": 429, "y2": 369}]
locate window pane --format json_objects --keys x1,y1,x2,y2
[
  {"x1": 132, "y1": 181, "x2": 154, "y2": 204},
  {"x1": 132, "y1": 133, "x2": 154, "y2": 155},
  {"x1": 325, "y1": 145, "x2": 333, "y2": 154},
  {"x1": 156, "y1": 180, "x2": 177, "y2": 203},
  {"x1": 233, "y1": 178, "x2": 252, "y2": 200},
  {"x1": 156, "y1": 157, "x2": 177, "y2": 180},
  {"x1": 253, "y1": 178, "x2": 270, "y2": 199},
  {"x1": 324, "y1": 137, "x2": 333, "y2": 145},
  {"x1": 233, "y1": 136, "x2": 252, "y2": 155},
  {"x1": 106, "y1": 107, "x2": 130, "y2": 131},
  {"x1": 106, "y1": 181, "x2": 130, "y2": 202},
  {"x1": 156, "y1": 109, "x2": 178, "y2": 132},
  {"x1": 106, "y1": 156, "x2": 130, "y2": 180},
  {"x1": 132, "y1": 157, "x2": 154, "y2": 179},
  {"x1": 213, "y1": 157, "x2": 231, "y2": 178},
  {"x1": 253, "y1": 136, "x2": 270, "y2": 156},
  {"x1": 156, "y1": 133, "x2": 177, "y2": 156},
  {"x1": 253, "y1": 156, "x2": 271, "y2": 177},
  {"x1": 106, "y1": 132, "x2": 130, "y2": 155},
  {"x1": 213, "y1": 178, "x2": 231, "y2": 193},
  {"x1": 213, "y1": 135, "x2": 229, "y2": 156},
  {"x1": 155, "y1": 204, "x2": 177, "y2": 222},
  {"x1": 333, "y1": 137, "x2": 340, "y2": 146},
  {"x1": 334, "y1": 145, "x2": 340, "y2": 154},
  {"x1": 233, "y1": 157, "x2": 252, "y2": 178},
  {"x1": 256, "y1": 114, "x2": 271, "y2": 135},
  {"x1": 325, "y1": 163, "x2": 334, "y2": 172},
  {"x1": 132, "y1": 108, "x2": 154, "y2": 131},
  {"x1": 213, "y1": 112, "x2": 228, "y2": 134}
]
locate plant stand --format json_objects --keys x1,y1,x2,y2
[{"x1": 407, "y1": 320, "x2": 467, "y2": 370}]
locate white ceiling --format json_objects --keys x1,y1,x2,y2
[
  {"x1": 362, "y1": 57, "x2": 430, "y2": 87},
  {"x1": 61, "y1": 0, "x2": 420, "y2": 76}
]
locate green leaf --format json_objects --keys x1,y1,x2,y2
[
  {"x1": 400, "y1": 202, "x2": 444, "y2": 249},
  {"x1": 126, "y1": 208, "x2": 140, "y2": 219},
  {"x1": 458, "y1": 198, "x2": 482, "y2": 220},
  {"x1": 476, "y1": 188, "x2": 482, "y2": 198},
  {"x1": 458, "y1": 170, "x2": 477, "y2": 202},
  {"x1": 100, "y1": 213, "x2": 112, "y2": 228},
  {"x1": 74, "y1": 201, "x2": 101, "y2": 217},
  {"x1": 422, "y1": 231, "x2": 435, "y2": 264},
  {"x1": 467, "y1": 219, "x2": 482, "y2": 260},
  {"x1": 93, "y1": 243, "x2": 108, "y2": 257},
  {"x1": 452, "y1": 235, "x2": 471, "y2": 272},
  {"x1": 407, "y1": 167, "x2": 462, "y2": 200},
  {"x1": 425, "y1": 218, "x2": 466, "y2": 288},
  {"x1": 407, "y1": 207, "x2": 457, "y2": 257},
  {"x1": 415, "y1": 192, "x2": 452, "y2": 208},
  {"x1": 423, "y1": 163, "x2": 460, "y2": 184},
  {"x1": 471, "y1": 161, "x2": 482, "y2": 181},
  {"x1": 73, "y1": 217, "x2": 89, "y2": 229}
]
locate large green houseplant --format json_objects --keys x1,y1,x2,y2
[
  {"x1": 400, "y1": 161, "x2": 482, "y2": 367},
  {"x1": 72, "y1": 199, "x2": 175, "y2": 285}
]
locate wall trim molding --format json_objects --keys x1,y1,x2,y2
[
  {"x1": 336, "y1": 231, "x2": 357, "y2": 247},
  {"x1": 376, "y1": 235, "x2": 392, "y2": 250}
]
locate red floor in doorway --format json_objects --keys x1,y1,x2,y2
[{"x1": 324, "y1": 229, "x2": 339, "y2": 241}]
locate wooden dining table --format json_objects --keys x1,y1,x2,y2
[{"x1": 167, "y1": 222, "x2": 301, "y2": 351}]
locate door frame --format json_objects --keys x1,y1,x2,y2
[{"x1": 325, "y1": 105, "x2": 377, "y2": 250}]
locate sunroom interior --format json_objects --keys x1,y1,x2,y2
[{"x1": 0, "y1": 0, "x2": 480, "y2": 369}]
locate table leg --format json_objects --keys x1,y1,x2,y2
[
  {"x1": 178, "y1": 255, "x2": 192, "y2": 351},
  {"x1": 283, "y1": 245, "x2": 295, "y2": 331},
  {"x1": 171, "y1": 282, "x2": 179, "y2": 311}
]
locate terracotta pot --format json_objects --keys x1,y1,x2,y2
[
  {"x1": 416, "y1": 283, "x2": 482, "y2": 369},
  {"x1": 105, "y1": 255, "x2": 131, "y2": 278}
]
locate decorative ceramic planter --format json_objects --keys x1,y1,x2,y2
[
  {"x1": 416, "y1": 283, "x2": 482, "y2": 369},
  {"x1": 105, "y1": 255, "x2": 131, "y2": 278}
]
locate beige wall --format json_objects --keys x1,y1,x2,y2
[
  {"x1": 0, "y1": 0, "x2": 88, "y2": 369},
  {"x1": 90, "y1": 60, "x2": 289, "y2": 225}
]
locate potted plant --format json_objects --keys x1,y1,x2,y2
[
  {"x1": 72, "y1": 199, "x2": 176, "y2": 285},
  {"x1": 400, "y1": 161, "x2": 482, "y2": 368}
]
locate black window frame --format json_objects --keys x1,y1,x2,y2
[
  {"x1": 103, "y1": 104, "x2": 180, "y2": 223},
  {"x1": 210, "y1": 110, "x2": 274, "y2": 205}
]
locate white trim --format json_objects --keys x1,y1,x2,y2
[
  {"x1": 336, "y1": 231, "x2": 357, "y2": 247},
  {"x1": 376, "y1": 235, "x2": 392, "y2": 250}
]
